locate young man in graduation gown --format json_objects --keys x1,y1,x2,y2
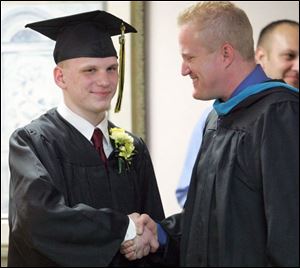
[
  {"x1": 121, "y1": 2, "x2": 299, "y2": 267},
  {"x1": 8, "y1": 11, "x2": 165, "y2": 267}
]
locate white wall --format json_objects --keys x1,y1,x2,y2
[{"x1": 146, "y1": 1, "x2": 299, "y2": 217}]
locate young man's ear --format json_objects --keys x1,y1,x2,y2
[{"x1": 54, "y1": 66, "x2": 66, "y2": 89}]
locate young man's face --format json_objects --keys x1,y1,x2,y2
[{"x1": 56, "y1": 57, "x2": 118, "y2": 121}]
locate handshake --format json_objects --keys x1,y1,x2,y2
[{"x1": 120, "y1": 213, "x2": 159, "y2": 261}]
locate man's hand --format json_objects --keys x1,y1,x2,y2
[
  {"x1": 134, "y1": 214, "x2": 158, "y2": 238},
  {"x1": 120, "y1": 213, "x2": 159, "y2": 260}
]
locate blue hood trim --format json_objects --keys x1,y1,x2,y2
[{"x1": 213, "y1": 82, "x2": 299, "y2": 116}]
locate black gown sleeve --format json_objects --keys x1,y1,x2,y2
[
  {"x1": 8, "y1": 127, "x2": 129, "y2": 267},
  {"x1": 259, "y1": 100, "x2": 299, "y2": 266},
  {"x1": 160, "y1": 213, "x2": 182, "y2": 266}
]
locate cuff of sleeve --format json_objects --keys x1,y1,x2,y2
[
  {"x1": 157, "y1": 223, "x2": 167, "y2": 246},
  {"x1": 123, "y1": 217, "x2": 136, "y2": 242}
]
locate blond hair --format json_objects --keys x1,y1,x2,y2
[{"x1": 178, "y1": 1, "x2": 254, "y2": 60}]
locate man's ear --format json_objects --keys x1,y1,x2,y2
[
  {"x1": 255, "y1": 47, "x2": 266, "y2": 67},
  {"x1": 53, "y1": 66, "x2": 66, "y2": 89},
  {"x1": 222, "y1": 43, "x2": 234, "y2": 68}
]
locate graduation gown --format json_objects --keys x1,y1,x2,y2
[
  {"x1": 8, "y1": 109, "x2": 165, "y2": 267},
  {"x1": 162, "y1": 83, "x2": 299, "y2": 267}
]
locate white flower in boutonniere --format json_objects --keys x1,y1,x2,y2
[{"x1": 109, "y1": 127, "x2": 135, "y2": 174}]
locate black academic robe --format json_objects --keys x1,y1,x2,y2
[
  {"x1": 162, "y1": 86, "x2": 299, "y2": 267},
  {"x1": 8, "y1": 109, "x2": 165, "y2": 267}
]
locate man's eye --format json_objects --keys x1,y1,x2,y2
[
  {"x1": 286, "y1": 53, "x2": 295, "y2": 60},
  {"x1": 184, "y1": 56, "x2": 194, "y2": 62},
  {"x1": 85, "y1": 68, "x2": 96, "y2": 73},
  {"x1": 108, "y1": 66, "x2": 118, "y2": 72},
  {"x1": 282, "y1": 52, "x2": 296, "y2": 61}
]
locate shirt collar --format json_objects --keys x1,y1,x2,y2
[
  {"x1": 230, "y1": 64, "x2": 270, "y2": 98},
  {"x1": 57, "y1": 103, "x2": 110, "y2": 145}
]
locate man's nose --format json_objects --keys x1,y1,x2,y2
[
  {"x1": 181, "y1": 62, "x2": 191, "y2": 76},
  {"x1": 96, "y1": 72, "x2": 110, "y2": 87},
  {"x1": 291, "y1": 56, "x2": 299, "y2": 72}
]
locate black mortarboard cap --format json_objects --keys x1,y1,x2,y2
[
  {"x1": 25, "y1": 10, "x2": 137, "y2": 64},
  {"x1": 25, "y1": 10, "x2": 137, "y2": 113}
]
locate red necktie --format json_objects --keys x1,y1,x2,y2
[{"x1": 91, "y1": 128, "x2": 108, "y2": 169}]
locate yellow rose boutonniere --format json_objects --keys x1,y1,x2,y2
[{"x1": 109, "y1": 127, "x2": 135, "y2": 174}]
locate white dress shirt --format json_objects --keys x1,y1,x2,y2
[{"x1": 57, "y1": 103, "x2": 113, "y2": 157}]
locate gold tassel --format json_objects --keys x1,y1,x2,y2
[{"x1": 114, "y1": 23, "x2": 126, "y2": 113}]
